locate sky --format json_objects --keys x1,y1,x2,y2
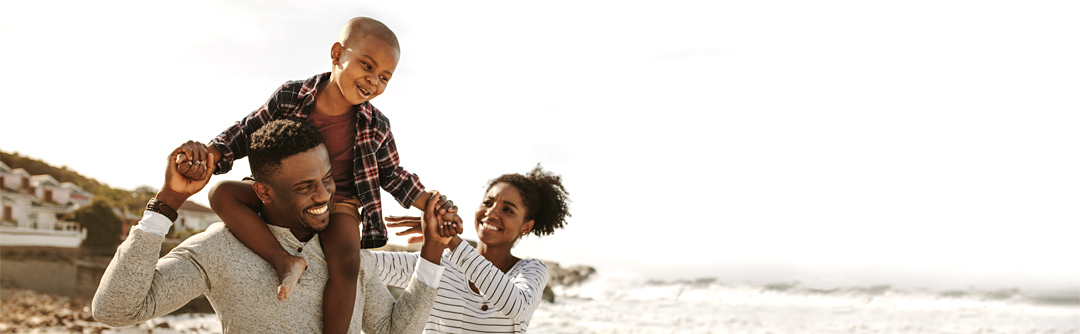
[{"x1": 1, "y1": 0, "x2": 1077, "y2": 291}]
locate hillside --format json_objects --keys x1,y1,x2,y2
[{"x1": 0, "y1": 150, "x2": 154, "y2": 213}]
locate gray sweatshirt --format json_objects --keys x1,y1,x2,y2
[{"x1": 92, "y1": 215, "x2": 438, "y2": 333}]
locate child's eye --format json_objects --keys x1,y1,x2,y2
[
  {"x1": 379, "y1": 75, "x2": 389, "y2": 82},
  {"x1": 483, "y1": 200, "x2": 493, "y2": 207}
]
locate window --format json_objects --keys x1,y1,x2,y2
[
  {"x1": 44, "y1": 189, "x2": 53, "y2": 202},
  {"x1": 21, "y1": 177, "x2": 29, "y2": 189},
  {"x1": 2, "y1": 206, "x2": 11, "y2": 221}
]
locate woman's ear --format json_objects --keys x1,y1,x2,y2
[
  {"x1": 252, "y1": 181, "x2": 273, "y2": 204},
  {"x1": 521, "y1": 220, "x2": 535, "y2": 236}
]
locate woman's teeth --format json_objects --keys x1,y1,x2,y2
[
  {"x1": 306, "y1": 204, "x2": 328, "y2": 215},
  {"x1": 481, "y1": 223, "x2": 502, "y2": 231}
]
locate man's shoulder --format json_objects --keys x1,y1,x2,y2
[{"x1": 174, "y1": 223, "x2": 242, "y2": 250}]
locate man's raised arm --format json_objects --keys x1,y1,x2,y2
[{"x1": 92, "y1": 141, "x2": 215, "y2": 326}]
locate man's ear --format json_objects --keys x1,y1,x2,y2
[
  {"x1": 330, "y1": 42, "x2": 344, "y2": 65},
  {"x1": 251, "y1": 181, "x2": 273, "y2": 204},
  {"x1": 521, "y1": 220, "x2": 535, "y2": 236}
]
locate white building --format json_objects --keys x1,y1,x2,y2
[
  {"x1": 0, "y1": 162, "x2": 88, "y2": 248},
  {"x1": 176, "y1": 201, "x2": 220, "y2": 232}
]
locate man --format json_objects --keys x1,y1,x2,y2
[{"x1": 93, "y1": 120, "x2": 449, "y2": 333}]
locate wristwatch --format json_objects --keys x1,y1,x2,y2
[{"x1": 146, "y1": 198, "x2": 179, "y2": 222}]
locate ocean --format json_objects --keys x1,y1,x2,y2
[{"x1": 101, "y1": 275, "x2": 1079, "y2": 334}]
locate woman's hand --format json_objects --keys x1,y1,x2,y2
[{"x1": 385, "y1": 215, "x2": 425, "y2": 244}]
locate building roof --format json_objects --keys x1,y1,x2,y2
[
  {"x1": 179, "y1": 201, "x2": 215, "y2": 214},
  {"x1": 30, "y1": 175, "x2": 60, "y2": 188}
]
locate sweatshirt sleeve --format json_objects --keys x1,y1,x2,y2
[
  {"x1": 91, "y1": 213, "x2": 210, "y2": 327},
  {"x1": 448, "y1": 242, "x2": 548, "y2": 322}
]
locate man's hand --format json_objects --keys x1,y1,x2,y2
[
  {"x1": 418, "y1": 191, "x2": 464, "y2": 264},
  {"x1": 175, "y1": 140, "x2": 220, "y2": 180},
  {"x1": 157, "y1": 142, "x2": 215, "y2": 209},
  {"x1": 430, "y1": 192, "x2": 463, "y2": 238}
]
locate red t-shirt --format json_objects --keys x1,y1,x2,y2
[{"x1": 306, "y1": 111, "x2": 360, "y2": 202}]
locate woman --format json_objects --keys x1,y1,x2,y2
[{"x1": 370, "y1": 165, "x2": 570, "y2": 333}]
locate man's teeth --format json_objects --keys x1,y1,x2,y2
[
  {"x1": 481, "y1": 223, "x2": 502, "y2": 231},
  {"x1": 306, "y1": 204, "x2": 328, "y2": 215}
]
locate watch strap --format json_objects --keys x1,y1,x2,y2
[{"x1": 147, "y1": 198, "x2": 179, "y2": 222}]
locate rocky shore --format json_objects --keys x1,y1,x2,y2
[
  {"x1": 541, "y1": 260, "x2": 596, "y2": 303},
  {"x1": 0, "y1": 289, "x2": 103, "y2": 333}
]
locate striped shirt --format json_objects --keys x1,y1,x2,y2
[
  {"x1": 373, "y1": 243, "x2": 549, "y2": 333},
  {"x1": 209, "y1": 72, "x2": 425, "y2": 248}
]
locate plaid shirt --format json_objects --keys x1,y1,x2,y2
[{"x1": 211, "y1": 72, "x2": 425, "y2": 248}]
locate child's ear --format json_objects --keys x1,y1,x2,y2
[
  {"x1": 330, "y1": 42, "x2": 344, "y2": 65},
  {"x1": 251, "y1": 181, "x2": 273, "y2": 204}
]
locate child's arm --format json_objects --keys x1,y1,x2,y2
[
  {"x1": 209, "y1": 82, "x2": 301, "y2": 175},
  {"x1": 374, "y1": 129, "x2": 462, "y2": 234},
  {"x1": 208, "y1": 180, "x2": 306, "y2": 300}
]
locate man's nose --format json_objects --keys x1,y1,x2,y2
[{"x1": 314, "y1": 181, "x2": 332, "y2": 202}]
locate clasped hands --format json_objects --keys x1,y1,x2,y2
[{"x1": 388, "y1": 191, "x2": 463, "y2": 247}]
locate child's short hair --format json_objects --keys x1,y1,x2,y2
[
  {"x1": 487, "y1": 164, "x2": 571, "y2": 236},
  {"x1": 248, "y1": 120, "x2": 325, "y2": 181},
  {"x1": 338, "y1": 17, "x2": 399, "y2": 51}
]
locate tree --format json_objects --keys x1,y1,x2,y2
[{"x1": 71, "y1": 201, "x2": 123, "y2": 251}]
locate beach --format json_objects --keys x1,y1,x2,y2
[{"x1": 3, "y1": 275, "x2": 1077, "y2": 334}]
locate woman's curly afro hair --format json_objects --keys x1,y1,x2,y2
[{"x1": 487, "y1": 164, "x2": 570, "y2": 237}]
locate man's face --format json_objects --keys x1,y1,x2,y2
[
  {"x1": 266, "y1": 145, "x2": 335, "y2": 234},
  {"x1": 331, "y1": 34, "x2": 400, "y2": 105}
]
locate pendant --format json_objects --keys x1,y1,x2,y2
[{"x1": 481, "y1": 304, "x2": 488, "y2": 311}]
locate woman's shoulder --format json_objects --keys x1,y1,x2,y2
[{"x1": 515, "y1": 258, "x2": 549, "y2": 273}]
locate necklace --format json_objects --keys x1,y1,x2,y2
[{"x1": 480, "y1": 255, "x2": 515, "y2": 311}]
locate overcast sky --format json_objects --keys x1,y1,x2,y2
[{"x1": 2, "y1": 0, "x2": 1077, "y2": 291}]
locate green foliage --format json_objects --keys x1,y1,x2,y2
[{"x1": 71, "y1": 201, "x2": 123, "y2": 250}]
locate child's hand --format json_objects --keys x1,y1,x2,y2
[
  {"x1": 421, "y1": 191, "x2": 455, "y2": 247},
  {"x1": 431, "y1": 192, "x2": 463, "y2": 238},
  {"x1": 175, "y1": 140, "x2": 218, "y2": 181}
]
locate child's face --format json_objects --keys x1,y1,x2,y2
[{"x1": 331, "y1": 34, "x2": 400, "y2": 106}]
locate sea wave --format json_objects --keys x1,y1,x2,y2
[{"x1": 553, "y1": 275, "x2": 1078, "y2": 314}]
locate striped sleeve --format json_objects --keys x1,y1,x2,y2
[
  {"x1": 448, "y1": 243, "x2": 548, "y2": 322},
  {"x1": 367, "y1": 250, "x2": 418, "y2": 288}
]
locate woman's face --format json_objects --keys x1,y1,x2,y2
[{"x1": 475, "y1": 182, "x2": 534, "y2": 246}]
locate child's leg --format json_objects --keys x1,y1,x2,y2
[
  {"x1": 320, "y1": 211, "x2": 362, "y2": 334},
  {"x1": 208, "y1": 180, "x2": 307, "y2": 300}
]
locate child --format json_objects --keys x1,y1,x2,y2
[{"x1": 177, "y1": 17, "x2": 462, "y2": 334}]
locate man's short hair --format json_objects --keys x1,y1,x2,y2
[
  {"x1": 338, "y1": 17, "x2": 400, "y2": 51},
  {"x1": 248, "y1": 120, "x2": 325, "y2": 181}
]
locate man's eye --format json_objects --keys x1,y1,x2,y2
[{"x1": 362, "y1": 62, "x2": 371, "y2": 69}]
